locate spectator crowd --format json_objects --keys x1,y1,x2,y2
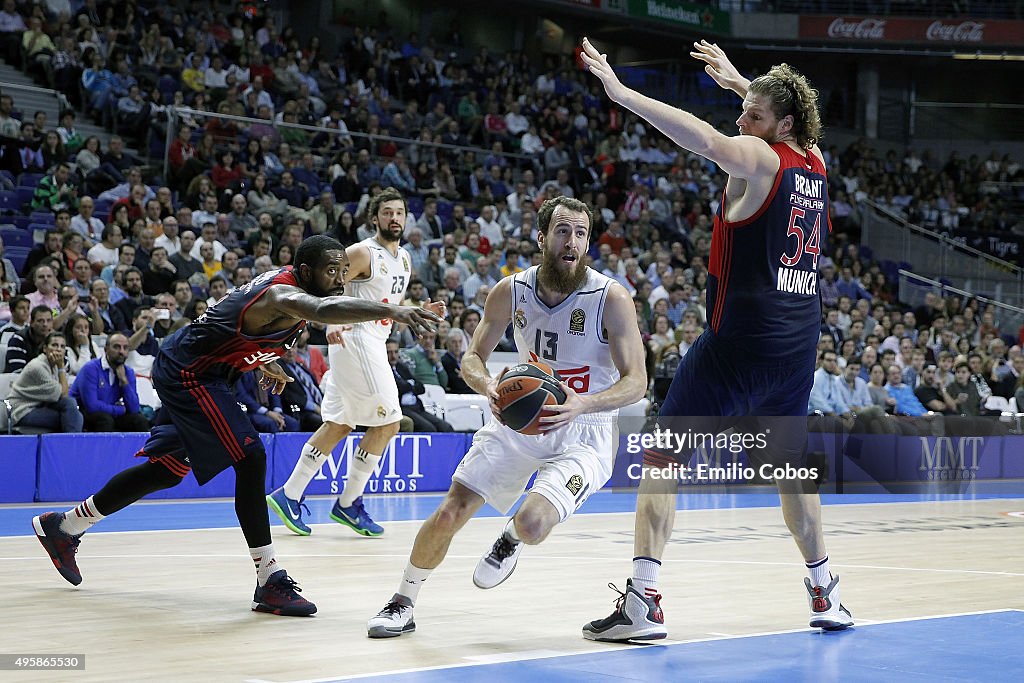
[{"x1": 0, "y1": 0, "x2": 1022, "y2": 437}]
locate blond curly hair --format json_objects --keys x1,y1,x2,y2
[{"x1": 748, "y1": 64, "x2": 822, "y2": 150}]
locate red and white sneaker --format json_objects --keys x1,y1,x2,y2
[
  {"x1": 32, "y1": 512, "x2": 83, "y2": 586},
  {"x1": 806, "y1": 575, "x2": 854, "y2": 630},
  {"x1": 582, "y1": 580, "x2": 667, "y2": 642},
  {"x1": 252, "y1": 570, "x2": 317, "y2": 616}
]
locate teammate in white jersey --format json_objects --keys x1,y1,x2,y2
[
  {"x1": 268, "y1": 187, "x2": 446, "y2": 537},
  {"x1": 367, "y1": 196, "x2": 647, "y2": 638}
]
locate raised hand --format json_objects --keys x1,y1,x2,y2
[
  {"x1": 689, "y1": 40, "x2": 748, "y2": 96},
  {"x1": 580, "y1": 37, "x2": 630, "y2": 105}
]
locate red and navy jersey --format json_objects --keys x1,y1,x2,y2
[
  {"x1": 705, "y1": 142, "x2": 830, "y2": 362},
  {"x1": 159, "y1": 267, "x2": 306, "y2": 383}
]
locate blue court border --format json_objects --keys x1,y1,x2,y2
[{"x1": 334, "y1": 610, "x2": 1024, "y2": 683}]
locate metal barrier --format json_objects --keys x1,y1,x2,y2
[{"x1": 860, "y1": 199, "x2": 1024, "y2": 307}]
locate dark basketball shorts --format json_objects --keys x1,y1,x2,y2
[
  {"x1": 136, "y1": 355, "x2": 266, "y2": 485},
  {"x1": 650, "y1": 331, "x2": 815, "y2": 470}
]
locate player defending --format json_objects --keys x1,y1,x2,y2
[
  {"x1": 579, "y1": 39, "x2": 853, "y2": 640},
  {"x1": 366, "y1": 196, "x2": 647, "y2": 638},
  {"x1": 268, "y1": 188, "x2": 445, "y2": 537},
  {"x1": 32, "y1": 235, "x2": 440, "y2": 616}
]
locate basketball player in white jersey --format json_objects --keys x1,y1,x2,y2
[
  {"x1": 366, "y1": 196, "x2": 647, "y2": 638},
  {"x1": 268, "y1": 187, "x2": 445, "y2": 536}
]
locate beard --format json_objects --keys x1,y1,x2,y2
[
  {"x1": 537, "y1": 247, "x2": 588, "y2": 295},
  {"x1": 377, "y1": 222, "x2": 403, "y2": 244}
]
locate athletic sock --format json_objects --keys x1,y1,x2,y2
[
  {"x1": 60, "y1": 496, "x2": 105, "y2": 536},
  {"x1": 339, "y1": 447, "x2": 380, "y2": 507},
  {"x1": 396, "y1": 562, "x2": 432, "y2": 605},
  {"x1": 283, "y1": 442, "x2": 328, "y2": 500},
  {"x1": 632, "y1": 556, "x2": 661, "y2": 599},
  {"x1": 806, "y1": 556, "x2": 831, "y2": 588},
  {"x1": 504, "y1": 517, "x2": 522, "y2": 543},
  {"x1": 251, "y1": 544, "x2": 281, "y2": 586}
]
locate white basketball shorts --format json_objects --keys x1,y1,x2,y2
[{"x1": 320, "y1": 333, "x2": 402, "y2": 428}]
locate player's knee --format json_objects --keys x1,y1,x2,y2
[{"x1": 513, "y1": 512, "x2": 552, "y2": 545}]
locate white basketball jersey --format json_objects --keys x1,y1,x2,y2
[
  {"x1": 510, "y1": 266, "x2": 620, "y2": 398},
  {"x1": 344, "y1": 237, "x2": 412, "y2": 341}
]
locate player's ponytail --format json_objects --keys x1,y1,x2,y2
[{"x1": 748, "y1": 64, "x2": 822, "y2": 150}]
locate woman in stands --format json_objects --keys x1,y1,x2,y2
[
  {"x1": 247, "y1": 173, "x2": 290, "y2": 222},
  {"x1": 64, "y1": 313, "x2": 101, "y2": 377}
]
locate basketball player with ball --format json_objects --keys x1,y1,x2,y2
[{"x1": 367, "y1": 196, "x2": 647, "y2": 638}]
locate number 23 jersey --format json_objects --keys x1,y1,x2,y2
[
  {"x1": 343, "y1": 237, "x2": 412, "y2": 341},
  {"x1": 510, "y1": 266, "x2": 620, "y2": 401}
]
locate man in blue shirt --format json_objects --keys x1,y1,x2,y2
[
  {"x1": 70, "y1": 332, "x2": 150, "y2": 432},
  {"x1": 837, "y1": 357, "x2": 892, "y2": 434},
  {"x1": 808, "y1": 350, "x2": 853, "y2": 432},
  {"x1": 885, "y1": 363, "x2": 943, "y2": 435}
]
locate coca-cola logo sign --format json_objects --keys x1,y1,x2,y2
[
  {"x1": 925, "y1": 20, "x2": 985, "y2": 42},
  {"x1": 827, "y1": 17, "x2": 886, "y2": 39}
]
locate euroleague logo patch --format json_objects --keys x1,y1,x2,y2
[
  {"x1": 566, "y1": 474, "x2": 584, "y2": 495},
  {"x1": 568, "y1": 308, "x2": 586, "y2": 335}
]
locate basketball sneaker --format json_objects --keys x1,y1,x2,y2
[
  {"x1": 472, "y1": 531, "x2": 523, "y2": 589},
  {"x1": 266, "y1": 487, "x2": 311, "y2": 536},
  {"x1": 330, "y1": 496, "x2": 383, "y2": 536},
  {"x1": 251, "y1": 569, "x2": 317, "y2": 616},
  {"x1": 805, "y1": 575, "x2": 854, "y2": 630},
  {"x1": 32, "y1": 512, "x2": 83, "y2": 586},
  {"x1": 582, "y1": 580, "x2": 667, "y2": 642},
  {"x1": 367, "y1": 594, "x2": 415, "y2": 638}
]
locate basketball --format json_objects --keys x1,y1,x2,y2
[{"x1": 495, "y1": 361, "x2": 567, "y2": 435}]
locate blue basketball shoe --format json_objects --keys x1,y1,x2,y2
[
  {"x1": 266, "y1": 487, "x2": 311, "y2": 536},
  {"x1": 330, "y1": 496, "x2": 383, "y2": 536}
]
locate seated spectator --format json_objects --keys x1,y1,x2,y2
[
  {"x1": 440, "y1": 330, "x2": 472, "y2": 394},
  {"x1": 0, "y1": 295, "x2": 29, "y2": 340},
  {"x1": 388, "y1": 339, "x2": 453, "y2": 432},
  {"x1": 915, "y1": 364, "x2": 959, "y2": 415},
  {"x1": 169, "y1": 230, "x2": 204, "y2": 281},
  {"x1": 235, "y1": 370, "x2": 298, "y2": 433},
  {"x1": 7, "y1": 331, "x2": 82, "y2": 432},
  {"x1": 808, "y1": 350, "x2": 854, "y2": 432},
  {"x1": 113, "y1": 267, "x2": 153, "y2": 326},
  {"x1": 126, "y1": 306, "x2": 159, "y2": 375},
  {"x1": 70, "y1": 332, "x2": 150, "y2": 432},
  {"x1": 30, "y1": 161, "x2": 78, "y2": 212},
  {"x1": 4, "y1": 304, "x2": 53, "y2": 373},
  {"x1": 292, "y1": 328, "x2": 327, "y2": 384},
  {"x1": 278, "y1": 347, "x2": 324, "y2": 432},
  {"x1": 947, "y1": 362, "x2": 983, "y2": 417},
  {"x1": 64, "y1": 313, "x2": 101, "y2": 376},
  {"x1": 400, "y1": 330, "x2": 447, "y2": 387},
  {"x1": 886, "y1": 363, "x2": 942, "y2": 435}
]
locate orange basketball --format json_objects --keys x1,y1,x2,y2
[{"x1": 495, "y1": 361, "x2": 566, "y2": 435}]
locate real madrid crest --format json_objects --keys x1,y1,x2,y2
[
  {"x1": 514, "y1": 309, "x2": 527, "y2": 329},
  {"x1": 402, "y1": 255, "x2": 410, "y2": 272},
  {"x1": 377, "y1": 405, "x2": 387, "y2": 418},
  {"x1": 380, "y1": 263, "x2": 388, "y2": 275}
]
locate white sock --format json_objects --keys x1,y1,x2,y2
[
  {"x1": 61, "y1": 496, "x2": 105, "y2": 536},
  {"x1": 339, "y1": 447, "x2": 380, "y2": 507},
  {"x1": 284, "y1": 442, "x2": 328, "y2": 500},
  {"x1": 396, "y1": 562, "x2": 432, "y2": 605},
  {"x1": 632, "y1": 556, "x2": 661, "y2": 599},
  {"x1": 806, "y1": 556, "x2": 831, "y2": 588},
  {"x1": 505, "y1": 517, "x2": 522, "y2": 543},
  {"x1": 251, "y1": 544, "x2": 281, "y2": 586}
]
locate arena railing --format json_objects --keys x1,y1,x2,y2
[
  {"x1": 860, "y1": 198, "x2": 1024, "y2": 308},
  {"x1": 163, "y1": 106, "x2": 538, "y2": 188},
  {"x1": 897, "y1": 268, "x2": 1024, "y2": 340},
  {"x1": 0, "y1": 80, "x2": 72, "y2": 125}
]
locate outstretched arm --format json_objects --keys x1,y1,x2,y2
[
  {"x1": 269, "y1": 285, "x2": 441, "y2": 337},
  {"x1": 581, "y1": 37, "x2": 774, "y2": 181}
]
